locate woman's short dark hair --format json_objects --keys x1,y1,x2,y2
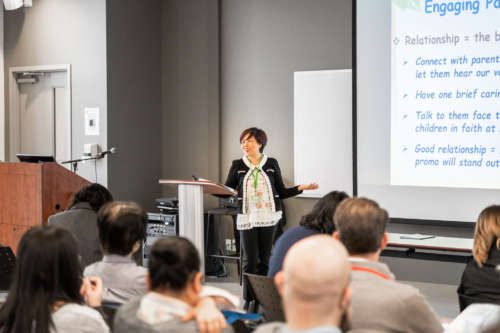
[
  {"x1": 69, "y1": 183, "x2": 113, "y2": 212},
  {"x1": 0, "y1": 226, "x2": 83, "y2": 333},
  {"x1": 240, "y1": 127, "x2": 268, "y2": 153},
  {"x1": 97, "y1": 201, "x2": 147, "y2": 256},
  {"x1": 148, "y1": 237, "x2": 200, "y2": 292},
  {"x1": 299, "y1": 191, "x2": 349, "y2": 234}
]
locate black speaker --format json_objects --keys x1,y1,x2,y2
[
  {"x1": 142, "y1": 213, "x2": 178, "y2": 267},
  {"x1": 0, "y1": 247, "x2": 16, "y2": 291}
]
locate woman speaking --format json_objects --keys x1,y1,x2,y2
[{"x1": 223, "y1": 127, "x2": 318, "y2": 305}]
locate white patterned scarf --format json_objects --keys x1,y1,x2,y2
[{"x1": 237, "y1": 154, "x2": 282, "y2": 230}]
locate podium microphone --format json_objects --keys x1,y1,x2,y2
[{"x1": 100, "y1": 147, "x2": 117, "y2": 158}]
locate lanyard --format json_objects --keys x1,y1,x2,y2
[
  {"x1": 251, "y1": 168, "x2": 260, "y2": 190},
  {"x1": 250, "y1": 155, "x2": 263, "y2": 191},
  {"x1": 350, "y1": 266, "x2": 390, "y2": 280}
]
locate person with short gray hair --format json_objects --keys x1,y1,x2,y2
[{"x1": 83, "y1": 201, "x2": 148, "y2": 304}]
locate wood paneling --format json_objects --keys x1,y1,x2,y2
[
  {"x1": 0, "y1": 162, "x2": 90, "y2": 253},
  {"x1": 0, "y1": 162, "x2": 42, "y2": 252},
  {"x1": 0, "y1": 224, "x2": 32, "y2": 253},
  {"x1": 42, "y1": 163, "x2": 90, "y2": 224}
]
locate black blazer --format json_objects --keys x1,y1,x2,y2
[
  {"x1": 223, "y1": 157, "x2": 302, "y2": 213},
  {"x1": 457, "y1": 247, "x2": 500, "y2": 309}
]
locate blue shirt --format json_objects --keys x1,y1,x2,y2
[{"x1": 267, "y1": 226, "x2": 319, "y2": 277}]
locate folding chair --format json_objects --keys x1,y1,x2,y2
[{"x1": 245, "y1": 273, "x2": 285, "y2": 322}]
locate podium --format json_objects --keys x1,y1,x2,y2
[
  {"x1": 159, "y1": 179, "x2": 236, "y2": 272},
  {"x1": 0, "y1": 162, "x2": 90, "y2": 253}
]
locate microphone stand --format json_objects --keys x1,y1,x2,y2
[
  {"x1": 61, "y1": 148, "x2": 115, "y2": 173},
  {"x1": 61, "y1": 155, "x2": 103, "y2": 173}
]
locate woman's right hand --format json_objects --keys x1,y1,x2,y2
[
  {"x1": 80, "y1": 277, "x2": 103, "y2": 308},
  {"x1": 299, "y1": 183, "x2": 319, "y2": 191}
]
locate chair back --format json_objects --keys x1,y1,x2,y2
[
  {"x1": 231, "y1": 320, "x2": 251, "y2": 333},
  {"x1": 101, "y1": 301, "x2": 122, "y2": 330},
  {"x1": 245, "y1": 273, "x2": 285, "y2": 322}
]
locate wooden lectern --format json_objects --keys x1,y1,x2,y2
[
  {"x1": 159, "y1": 179, "x2": 236, "y2": 272},
  {"x1": 0, "y1": 162, "x2": 90, "y2": 253}
]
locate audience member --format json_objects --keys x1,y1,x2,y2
[
  {"x1": 333, "y1": 197, "x2": 443, "y2": 333},
  {"x1": 87, "y1": 201, "x2": 237, "y2": 333},
  {"x1": 268, "y1": 190, "x2": 349, "y2": 277},
  {"x1": 0, "y1": 226, "x2": 108, "y2": 333},
  {"x1": 256, "y1": 235, "x2": 351, "y2": 333},
  {"x1": 114, "y1": 236, "x2": 232, "y2": 333},
  {"x1": 84, "y1": 201, "x2": 148, "y2": 304},
  {"x1": 48, "y1": 183, "x2": 113, "y2": 268},
  {"x1": 458, "y1": 205, "x2": 500, "y2": 308}
]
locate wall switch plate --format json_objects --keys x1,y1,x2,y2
[{"x1": 84, "y1": 107, "x2": 100, "y2": 136}]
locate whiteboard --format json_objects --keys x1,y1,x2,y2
[{"x1": 294, "y1": 69, "x2": 353, "y2": 198}]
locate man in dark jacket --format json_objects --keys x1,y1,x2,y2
[{"x1": 48, "y1": 183, "x2": 113, "y2": 268}]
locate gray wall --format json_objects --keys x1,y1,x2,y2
[
  {"x1": 219, "y1": 0, "x2": 468, "y2": 285},
  {"x1": 4, "y1": 0, "x2": 470, "y2": 285},
  {"x1": 220, "y1": 0, "x2": 352, "y2": 225},
  {"x1": 106, "y1": 0, "x2": 162, "y2": 210},
  {"x1": 4, "y1": 0, "x2": 108, "y2": 184},
  {"x1": 161, "y1": 0, "x2": 220, "y2": 208}
]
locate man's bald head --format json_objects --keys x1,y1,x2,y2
[{"x1": 277, "y1": 235, "x2": 350, "y2": 318}]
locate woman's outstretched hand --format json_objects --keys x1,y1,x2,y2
[{"x1": 298, "y1": 183, "x2": 319, "y2": 191}]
